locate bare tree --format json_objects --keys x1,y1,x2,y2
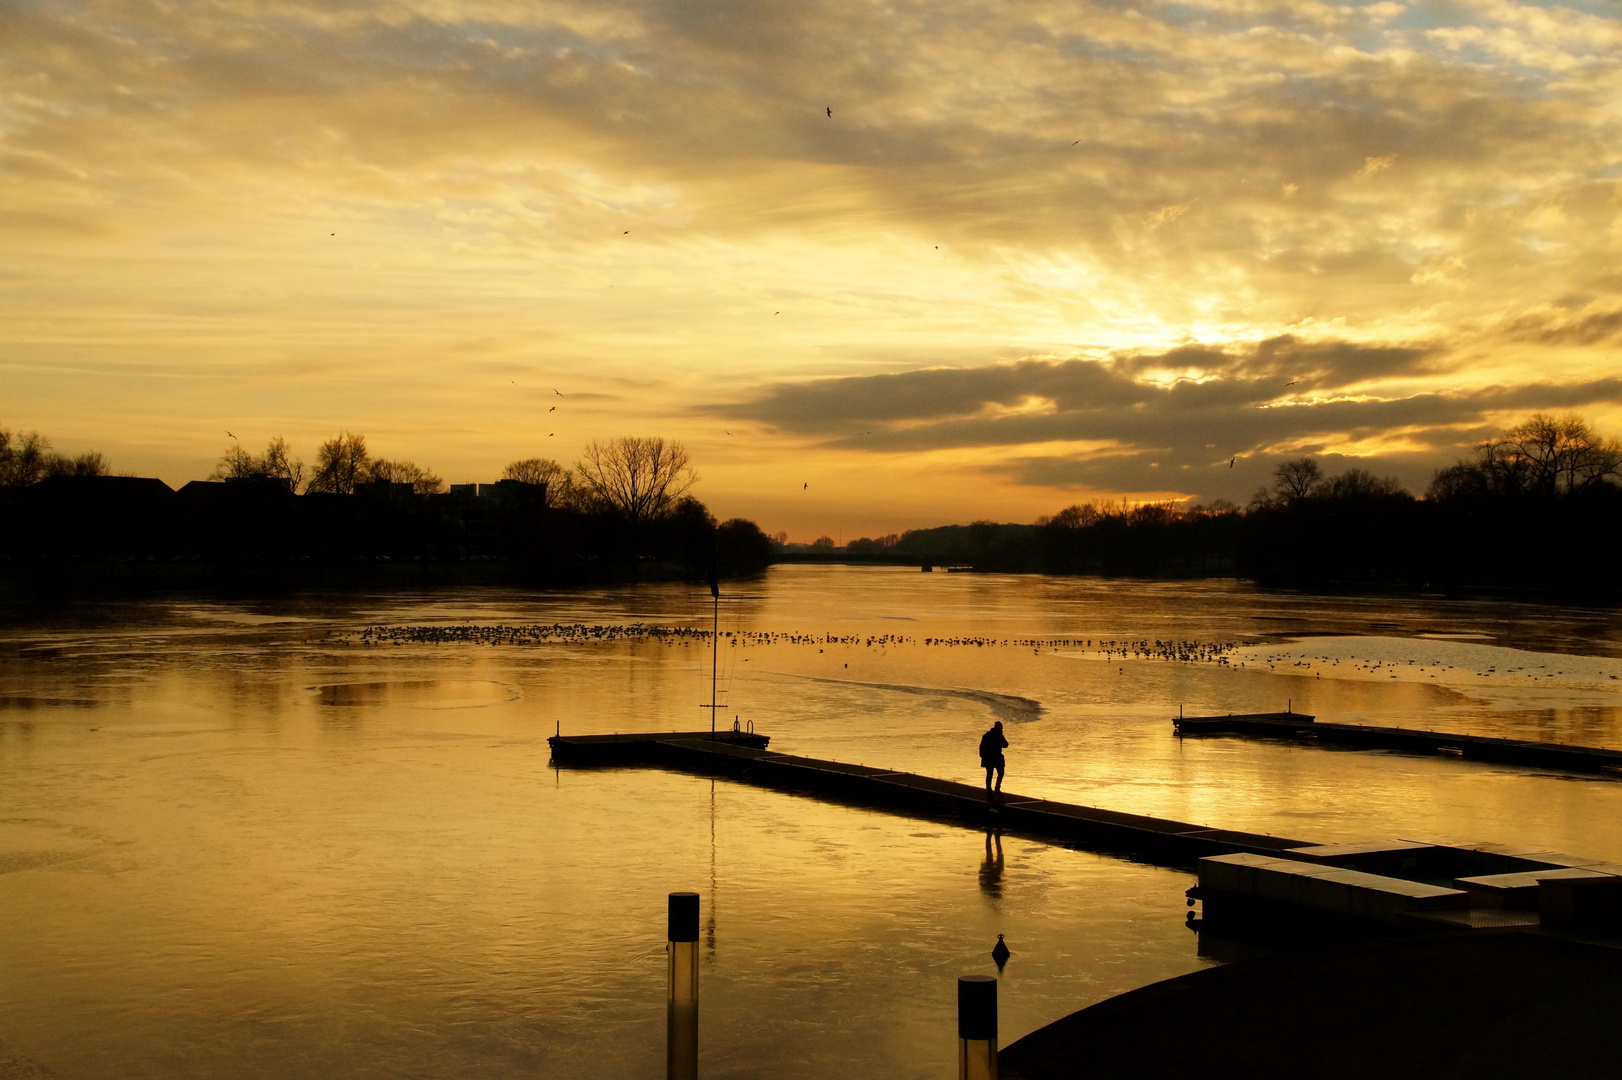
[
  {"x1": 1273, "y1": 457, "x2": 1323, "y2": 503},
  {"x1": 1, "y1": 428, "x2": 51, "y2": 487},
  {"x1": 262, "y1": 437, "x2": 305, "y2": 492},
  {"x1": 2, "y1": 427, "x2": 109, "y2": 486},
  {"x1": 1044, "y1": 502, "x2": 1105, "y2": 529},
  {"x1": 1427, "y1": 461, "x2": 1486, "y2": 501},
  {"x1": 306, "y1": 432, "x2": 370, "y2": 494},
  {"x1": 1431, "y1": 413, "x2": 1622, "y2": 501},
  {"x1": 1320, "y1": 469, "x2": 1407, "y2": 500},
  {"x1": 1127, "y1": 501, "x2": 1182, "y2": 527},
  {"x1": 368, "y1": 458, "x2": 444, "y2": 495},
  {"x1": 503, "y1": 457, "x2": 576, "y2": 507},
  {"x1": 44, "y1": 451, "x2": 110, "y2": 478},
  {"x1": 1487, "y1": 412, "x2": 1622, "y2": 497},
  {"x1": 574, "y1": 437, "x2": 697, "y2": 523},
  {"x1": 215, "y1": 436, "x2": 304, "y2": 492}
]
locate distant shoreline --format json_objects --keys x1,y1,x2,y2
[{"x1": 2, "y1": 555, "x2": 1617, "y2": 610}]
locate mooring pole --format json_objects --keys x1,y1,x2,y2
[
  {"x1": 958, "y1": 974, "x2": 997, "y2": 1080},
  {"x1": 708, "y1": 547, "x2": 720, "y2": 741},
  {"x1": 668, "y1": 891, "x2": 700, "y2": 1080},
  {"x1": 711, "y1": 590, "x2": 718, "y2": 741}
]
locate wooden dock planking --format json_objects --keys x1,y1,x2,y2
[
  {"x1": 548, "y1": 731, "x2": 1311, "y2": 867},
  {"x1": 1173, "y1": 711, "x2": 1622, "y2": 775}
]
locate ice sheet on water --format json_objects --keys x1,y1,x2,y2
[
  {"x1": 762, "y1": 671, "x2": 1044, "y2": 722},
  {"x1": 1231, "y1": 635, "x2": 1622, "y2": 693}
]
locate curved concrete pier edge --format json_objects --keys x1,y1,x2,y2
[{"x1": 997, "y1": 931, "x2": 1622, "y2": 1080}]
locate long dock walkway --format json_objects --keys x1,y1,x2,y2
[
  {"x1": 1173, "y1": 712, "x2": 1622, "y2": 775},
  {"x1": 548, "y1": 730, "x2": 1312, "y2": 867}
]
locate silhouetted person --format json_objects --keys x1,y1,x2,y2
[{"x1": 979, "y1": 721, "x2": 1007, "y2": 794}]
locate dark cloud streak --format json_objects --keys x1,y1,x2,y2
[{"x1": 717, "y1": 341, "x2": 1622, "y2": 501}]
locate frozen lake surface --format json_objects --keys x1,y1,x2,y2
[{"x1": 3, "y1": 566, "x2": 1621, "y2": 1078}]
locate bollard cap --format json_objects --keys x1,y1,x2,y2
[
  {"x1": 668, "y1": 891, "x2": 700, "y2": 942},
  {"x1": 957, "y1": 974, "x2": 997, "y2": 1040}
]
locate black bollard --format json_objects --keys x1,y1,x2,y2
[
  {"x1": 957, "y1": 974, "x2": 997, "y2": 1080},
  {"x1": 668, "y1": 891, "x2": 699, "y2": 1080}
]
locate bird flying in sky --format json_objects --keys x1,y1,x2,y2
[{"x1": 826, "y1": 106, "x2": 832, "y2": 117}]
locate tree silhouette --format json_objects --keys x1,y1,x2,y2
[
  {"x1": 306, "y1": 432, "x2": 370, "y2": 494},
  {"x1": 1430, "y1": 413, "x2": 1622, "y2": 502},
  {"x1": 368, "y1": 458, "x2": 444, "y2": 495},
  {"x1": 1273, "y1": 457, "x2": 1323, "y2": 503},
  {"x1": 574, "y1": 437, "x2": 696, "y2": 524},
  {"x1": 503, "y1": 457, "x2": 576, "y2": 507},
  {"x1": 1319, "y1": 468, "x2": 1406, "y2": 500},
  {"x1": 1490, "y1": 413, "x2": 1622, "y2": 497},
  {"x1": 215, "y1": 436, "x2": 304, "y2": 491},
  {"x1": 1, "y1": 426, "x2": 109, "y2": 485}
]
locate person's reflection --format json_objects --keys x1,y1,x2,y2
[{"x1": 979, "y1": 830, "x2": 1004, "y2": 899}]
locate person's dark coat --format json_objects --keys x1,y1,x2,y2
[{"x1": 979, "y1": 725, "x2": 1008, "y2": 768}]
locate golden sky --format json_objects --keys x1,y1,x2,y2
[{"x1": 3, "y1": 0, "x2": 1620, "y2": 538}]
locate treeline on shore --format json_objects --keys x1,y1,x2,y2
[
  {"x1": 0, "y1": 429, "x2": 771, "y2": 588},
  {"x1": 5, "y1": 412, "x2": 1620, "y2": 598},
  {"x1": 829, "y1": 413, "x2": 1622, "y2": 597}
]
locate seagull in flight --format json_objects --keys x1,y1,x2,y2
[
  {"x1": 1229, "y1": 457, "x2": 1235, "y2": 468},
  {"x1": 1285, "y1": 380, "x2": 1297, "y2": 387},
  {"x1": 553, "y1": 389, "x2": 563, "y2": 397},
  {"x1": 227, "y1": 431, "x2": 237, "y2": 440},
  {"x1": 826, "y1": 106, "x2": 832, "y2": 117},
  {"x1": 549, "y1": 406, "x2": 556, "y2": 412},
  {"x1": 803, "y1": 482, "x2": 808, "y2": 490}
]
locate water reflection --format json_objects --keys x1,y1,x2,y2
[
  {"x1": 1, "y1": 566, "x2": 1621, "y2": 1079},
  {"x1": 980, "y1": 831, "x2": 1005, "y2": 900},
  {"x1": 314, "y1": 679, "x2": 517, "y2": 708},
  {"x1": 0, "y1": 695, "x2": 100, "y2": 710}
]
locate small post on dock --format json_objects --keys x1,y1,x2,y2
[
  {"x1": 957, "y1": 974, "x2": 997, "y2": 1080},
  {"x1": 668, "y1": 891, "x2": 700, "y2": 1080}
]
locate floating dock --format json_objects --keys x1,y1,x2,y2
[
  {"x1": 548, "y1": 730, "x2": 1312, "y2": 867},
  {"x1": 1174, "y1": 711, "x2": 1622, "y2": 775},
  {"x1": 1190, "y1": 838, "x2": 1622, "y2": 938},
  {"x1": 553, "y1": 729, "x2": 1622, "y2": 939}
]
